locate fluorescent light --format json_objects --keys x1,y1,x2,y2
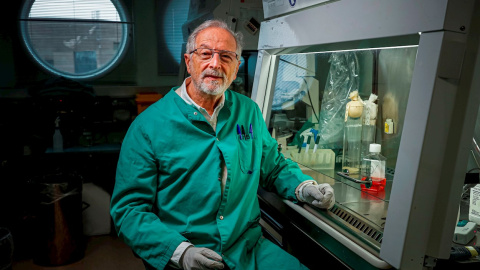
[{"x1": 284, "y1": 45, "x2": 419, "y2": 56}]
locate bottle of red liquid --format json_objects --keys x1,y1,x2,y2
[{"x1": 360, "y1": 144, "x2": 386, "y2": 192}]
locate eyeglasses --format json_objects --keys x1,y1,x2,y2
[{"x1": 189, "y1": 48, "x2": 238, "y2": 64}]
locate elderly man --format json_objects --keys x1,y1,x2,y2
[{"x1": 110, "y1": 19, "x2": 335, "y2": 270}]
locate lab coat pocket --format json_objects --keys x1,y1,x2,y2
[{"x1": 237, "y1": 137, "x2": 259, "y2": 174}]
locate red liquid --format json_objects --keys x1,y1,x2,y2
[{"x1": 360, "y1": 176, "x2": 386, "y2": 192}]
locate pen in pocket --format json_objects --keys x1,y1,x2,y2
[
  {"x1": 237, "y1": 124, "x2": 242, "y2": 140},
  {"x1": 241, "y1": 125, "x2": 248, "y2": 140}
]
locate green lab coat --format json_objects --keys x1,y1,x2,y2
[{"x1": 110, "y1": 88, "x2": 312, "y2": 269}]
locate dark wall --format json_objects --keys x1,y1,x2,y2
[{"x1": 0, "y1": 1, "x2": 41, "y2": 88}]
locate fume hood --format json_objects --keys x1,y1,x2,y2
[{"x1": 253, "y1": 0, "x2": 480, "y2": 269}]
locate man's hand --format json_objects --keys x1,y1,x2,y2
[
  {"x1": 180, "y1": 246, "x2": 224, "y2": 270},
  {"x1": 298, "y1": 183, "x2": 335, "y2": 209}
]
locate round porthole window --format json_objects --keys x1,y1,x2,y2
[{"x1": 20, "y1": 0, "x2": 131, "y2": 80}]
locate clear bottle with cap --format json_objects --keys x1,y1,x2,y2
[
  {"x1": 360, "y1": 143, "x2": 386, "y2": 192},
  {"x1": 342, "y1": 90, "x2": 364, "y2": 176},
  {"x1": 53, "y1": 116, "x2": 63, "y2": 152}
]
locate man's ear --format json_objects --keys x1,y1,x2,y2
[{"x1": 184, "y1": 54, "x2": 191, "y2": 74}]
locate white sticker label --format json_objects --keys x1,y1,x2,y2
[
  {"x1": 370, "y1": 160, "x2": 385, "y2": 179},
  {"x1": 470, "y1": 185, "x2": 480, "y2": 225}
]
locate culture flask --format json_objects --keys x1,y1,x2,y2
[{"x1": 360, "y1": 143, "x2": 386, "y2": 192}]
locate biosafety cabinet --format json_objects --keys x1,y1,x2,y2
[{"x1": 253, "y1": 1, "x2": 480, "y2": 269}]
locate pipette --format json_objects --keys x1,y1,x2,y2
[
  {"x1": 305, "y1": 136, "x2": 312, "y2": 154},
  {"x1": 298, "y1": 135, "x2": 304, "y2": 153},
  {"x1": 313, "y1": 136, "x2": 320, "y2": 153}
]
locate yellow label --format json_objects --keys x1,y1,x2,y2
[
  {"x1": 385, "y1": 122, "x2": 389, "y2": 133},
  {"x1": 466, "y1": 246, "x2": 478, "y2": 257}
]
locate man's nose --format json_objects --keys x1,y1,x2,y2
[{"x1": 208, "y1": 52, "x2": 222, "y2": 69}]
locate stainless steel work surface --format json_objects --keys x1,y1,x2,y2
[
  {"x1": 300, "y1": 166, "x2": 389, "y2": 228},
  {"x1": 332, "y1": 182, "x2": 389, "y2": 229}
]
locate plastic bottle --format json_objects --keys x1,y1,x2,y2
[
  {"x1": 342, "y1": 90, "x2": 364, "y2": 176},
  {"x1": 361, "y1": 94, "x2": 378, "y2": 160},
  {"x1": 360, "y1": 143, "x2": 386, "y2": 192},
  {"x1": 385, "y1": 119, "x2": 394, "y2": 134},
  {"x1": 53, "y1": 117, "x2": 63, "y2": 152}
]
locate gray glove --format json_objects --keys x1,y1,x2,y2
[
  {"x1": 298, "y1": 183, "x2": 335, "y2": 209},
  {"x1": 180, "y1": 246, "x2": 224, "y2": 270}
]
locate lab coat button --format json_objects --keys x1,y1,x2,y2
[
  {"x1": 219, "y1": 216, "x2": 224, "y2": 220},
  {"x1": 194, "y1": 112, "x2": 198, "y2": 115},
  {"x1": 216, "y1": 138, "x2": 219, "y2": 141}
]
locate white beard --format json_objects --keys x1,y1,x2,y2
[
  {"x1": 199, "y1": 79, "x2": 226, "y2": 96},
  {"x1": 191, "y1": 67, "x2": 231, "y2": 96}
]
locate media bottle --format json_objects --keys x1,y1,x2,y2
[
  {"x1": 360, "y1": 143, "x2": 386, "y2": 192},
  {"x1": 342, "y1": 90, "x2": 364, "y2": 176}
]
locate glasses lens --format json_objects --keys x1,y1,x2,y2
[
  {"x1": 195, "y1": 48, "x2": 236, "y2": 63},
  {"x1": 197, "y1": 48, "x2": 213, "y2": 60},
  {"x1": 219, "y1": 51, "x2": 236, "y2": 63}
]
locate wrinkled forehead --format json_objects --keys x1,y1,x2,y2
[{"x1": 195, "y1": 27, "x2": 237, "y2": 52}]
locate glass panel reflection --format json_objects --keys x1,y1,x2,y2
[{"x1": 269, "y1": 46, "x2": 418, "y2": 202}]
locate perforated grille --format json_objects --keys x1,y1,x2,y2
[{"x1": 330, "y1": 205, "x2": 383, "y2": 244}]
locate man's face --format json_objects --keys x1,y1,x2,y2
[{"x1": 184, "y1": 27, "x2": 241, "y2": 96}]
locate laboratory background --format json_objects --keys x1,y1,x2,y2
[{"x1": 1, "y1": 0, "x2": 480, "y2": 269}]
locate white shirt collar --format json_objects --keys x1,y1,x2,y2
[{"x1": 175, "y1": 77, "x2": 225, "y2": 130}]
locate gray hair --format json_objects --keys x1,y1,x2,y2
[{"x1": 186, "y1": 20, "x2": 244, "y2": 57}]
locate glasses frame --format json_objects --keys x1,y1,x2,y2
[{"x1": 189, "y1": 47, "x2": 239, "y2": 63}]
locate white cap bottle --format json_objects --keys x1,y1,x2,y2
[{"x1": 53, "y1": 117, "x2": 63, "y2": 152}]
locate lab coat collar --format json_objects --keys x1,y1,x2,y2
[{"x1": 169, "y1": 85, "x2": 233, "y2": 135}]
